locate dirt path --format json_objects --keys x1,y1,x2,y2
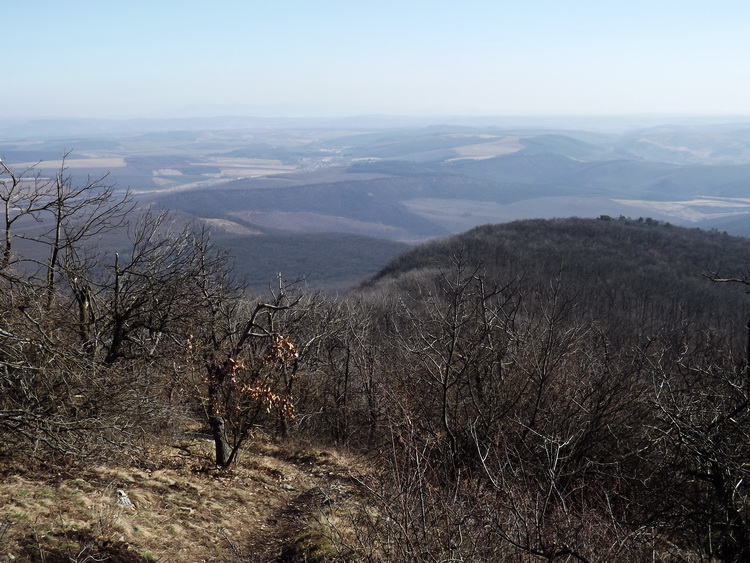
[{"x1": 245, "y1": 449, "x2": 364, "y2": 562}]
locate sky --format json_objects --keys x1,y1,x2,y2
[{"x1": 4, "y1": 0, "x2": 750, "y2": 119}]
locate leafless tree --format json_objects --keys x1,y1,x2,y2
[
  {"x1": 0, "y1": 158, "x2": 229, "y2": 460},
  {"x1": 0, "y1": 159, "x2": 48, "y2": 272},
  {"x1": 182, "y1": 275, "x2": 327, "y2": 467}
]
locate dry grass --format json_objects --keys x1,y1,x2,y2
[{"x1": 0, "y1": 438, "x2": 373, "y2": 562}]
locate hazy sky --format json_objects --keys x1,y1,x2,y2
[{"x1": 4, "y1": 0, "x2": 750, "y2": 118}]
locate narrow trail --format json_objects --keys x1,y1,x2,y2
[{"x1": 244, "y1": 449, "x2": 365, "y2": 563}]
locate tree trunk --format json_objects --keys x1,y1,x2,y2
[
  {"x1": 207, "y1": 364, "x2": 231, "y2": 467},
  {"x1": 209, "y1": 412, "x2": 231, "y2": 467}
]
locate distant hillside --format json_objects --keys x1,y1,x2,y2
[
  {"x1": 614, "y1": 123, "x2": 750, "y2": 164},
  {"x1": 442, "y1": 152, "x2": 750, "y2": 199},
  {"x1": 155, "y1": 173, "x2": 502, "y2": 241},
  {"x1": 149, "y1": 146, "x2": 750, "y2": 245},
  {"x1": 7, "y1": 119, "x2": 750, "y2": 257},
  {"x1": 517, "y1": 133, "x2": 603, "y2": 158},
  {"x1": 372, "y1": 217, "x2": 747, "y2": 278},
  {"x1": 366, "y1": 217, "x2": 750, "y2": 339},
  {"x1": 213, "y1": 231, "x2": 409, "y2": 291}
]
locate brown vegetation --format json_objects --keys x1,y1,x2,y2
[{"x1": 4, "y1": 158, "x2": 750, "y2": 560}]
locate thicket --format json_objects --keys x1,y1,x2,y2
[{"x1": 4, "y1": 158, "x2": 750, "y2": 560}]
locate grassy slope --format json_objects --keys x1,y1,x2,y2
[{"x1": 0, "y1": 439, "x2": 371, "y2": 562}]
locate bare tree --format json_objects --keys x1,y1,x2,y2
[
  {"x1": 635, "y1": 268, "x2": 750, "y2": 560},
  {"x1": 0, "y1": 155, "x2": 132, "y2": 291},
  {"x1": 706, "y1": 267, "x2": 750, "y2": 381},
  {"x1": 387, "y1": 254, "x2": 519, "y2": 475},
  {"x1": 182, "y1": 276, "x2": 325, "y2": 467},
  {"x1": 348, "y1": 259, "x2": 666, "y2": 560},
  {"x1": 0, "y1": 158, "x2": 229, "y2": 461},
  {"x1": 0, "y1": 159, "x2": 48, "y2": 271}
]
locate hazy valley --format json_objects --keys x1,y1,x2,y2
[{"x1": 4, "y1": 115, "x2": 750, "y2": 289}]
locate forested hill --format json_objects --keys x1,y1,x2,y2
[
  {"x1": 367, "y1": 217, "x2": 750, "y2": 340},
  {"x1": 370, "y1": 216, "x2": 750, "y2": 284}
]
